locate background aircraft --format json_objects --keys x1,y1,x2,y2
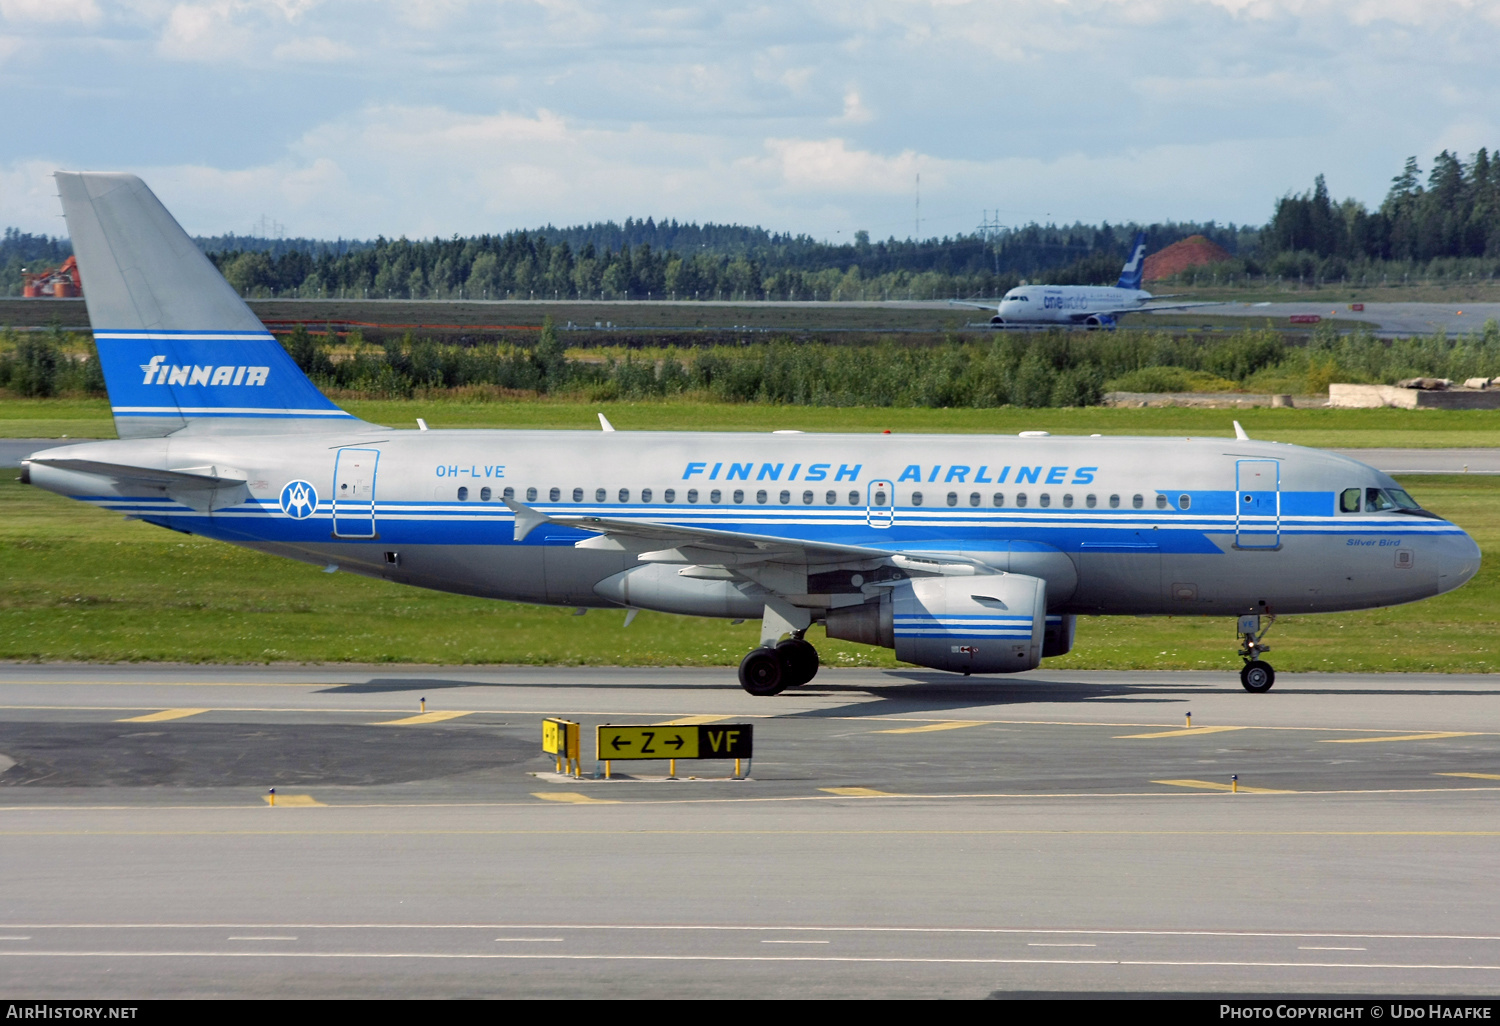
[
  {"x1": 20, "y1": 174, "x2": 1482, "y2": 696},
  {"x1": 956, "y1": 232, "x2": 1212, "y2": 328}
]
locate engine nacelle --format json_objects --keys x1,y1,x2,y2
[{"x1": 827, "y1": 574, "x2": 1047, "y2": 674}]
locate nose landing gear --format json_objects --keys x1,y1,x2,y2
[
  {"x1": 1237, "y1": 613, "x2": 1277, "y2": 692},
  {"x1": 738, "y1": 633, "x2": 820, "y2": 696}
]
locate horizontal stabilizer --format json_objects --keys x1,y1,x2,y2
[{"x1": 29, "y1": 457, "x2": 248, "y2": 512}]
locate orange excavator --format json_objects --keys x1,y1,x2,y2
[{"x1": 22, "y1": 255, "x2": 81, "y2": 297}]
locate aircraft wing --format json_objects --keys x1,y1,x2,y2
[
  {"x1": 947, "y1": 300, "x2": 998, "y2": 312},
  {"x1": 1066, "y1": 301, "x2": 1221, "y2": 321},
  {"x1": 507, "y1": 500, "x2": 979, "y2": 572}
]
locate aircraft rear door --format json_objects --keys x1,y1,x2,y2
[
  {"x1": 866, "y1": 479, "x2": 894, "y2": 529},
  {"x1": 333, "y1": 447, "x2": 380, "y2": 538},
  {"x1": 1235, "y1": 459, "x2": 1280, "y2": 549}
]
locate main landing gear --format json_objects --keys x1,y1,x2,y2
[
  {"x1": 739, "y1": 635, "x2": 820, "y2": 696},
  {"x1": 1237, "y1": 613, "x2": 1277, "y2": 693}
]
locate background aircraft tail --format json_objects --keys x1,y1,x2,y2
[
  {"x1": 1115, "y1": 231, "x2": 1148, "y2": 290},
  {"x1": 54, "y1": 172, "x2": 358, "y2": 439}
]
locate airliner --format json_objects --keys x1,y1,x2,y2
[
  {"x1": 957, "y1": 232, "x2": 1209, "y2": 328},
  {"x1": 21, "y1": 174, "x2": 1481, "y2": 695}
]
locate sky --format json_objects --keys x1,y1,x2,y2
[{"x1": 2, "y1": 0, "x2": 1498, "y2": 242}]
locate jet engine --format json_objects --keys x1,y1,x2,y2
[{"x1": 826, "y1": 573, "x2": 1047, "y2": 674}]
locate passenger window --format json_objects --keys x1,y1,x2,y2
[
  {"x1": 946, "y1": 492, "x2": 958, "y2": 507},
  {"x1": 687, "y1": 489, "x2": 699, "y2": 503},
  {"x1": 618, "y1": 488, "x2": 630, "y2": 503},
  {"x1": 802, "y1": 490, "x2": 813, "y2": 504},
  {"x1": 710, "y1": 489, "x2": 721, "y2": 503},
  {"x1": 481, "y1": 487, "x2": 492, "y2": 502},
  {"x1": 1085, "y1": 494, "x2": 1097, "y2": 508},
  {"x1": 503, "y1": 486, "x2": 515, "y2": 501},
  {"x1": 1132, "y1": 494, "x2": 1143, "y2": 509},
  {"x1": 1062, "y1": 494, "x2": 1073, "y2": 508},
  {"x1": 993, "y1": 493, "x2": 1004, "y2": 507},
  {"x1": 1366, "y1": 488, "x2": 1394, "y2": 512},
  {"x1": 779, "y1": 490, "x2": 791, "y2": 504},
  {"x1": 825, "y1": 490, "x2": 837, "y2": 505},
  {"x1": 526, "y1": 487, "x2": 537, "y2": 502},
  {"x1": 1155, "y1": 494, "x2": 1167, "y2": 509},
  {"x1": 756, "y1": 489, "x2": 768, "y2": 504},
  {"x1": 664, "y1": 489, "x2": 675, "y2": 503},
  {"x1": 874, "y1": 489, "x2": 887, "y2": 505},
  {"x1": 1109, "y1": 494, "x2": 1120, "y2": 508},
  {"x1": 848, "y1": 491, "x2": 860, "y2": 505},
  {"x1": 1339, "y1": 488, "x2": 1361, "y2": 513},
  {"x1": 641, "y1": 488, "x2": 652, "y2": 503},
  {"x1": 912, "y1": 491, "x2": 924, "y2": 506},
  {"x1": 549, "y1": 487, "x2": 561, "y2": 502},
  {"x1": 458, "y1": 486, "x2": 469, "y2": 501},
  {"x1": 1178, "y1": 494, "x2": 1191, "y2": 510},
  {"x1": 1016, "y1": 493, "x2": 1028, "y2": 507},
  {"x1": 1039, "y1": 493, "x2": 1051, "y2": 508},
  {"x1": 733, "y1": 490, "x2": 744, "y2": 504},
  {"x1": 969, "y1": 492, "x2": 980, "y2": 507},
  {"x1": 595, "y1": 488, "x2": 606, "y2": 502},
  {"x1": 572, "y1": 487, "x2": 582, "y2": 502}
]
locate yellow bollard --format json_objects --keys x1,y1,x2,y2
[
  {"x1": 669, "y1": 758, "x2": 676, "y2": 778},
  {"x1": 268, "y1": 787, "x2": 275, "y2": 807},
  {"x1": 420, "y1": 696, "x2": 426, "y2": 713},
  {"x1": 1231, "y1": 774, "x2": 1238, "y2": 794},
  {"x1": 734, "y1": 758, "x2": 741, "y2": 778},
  {"x1": 605, "y1": 760, "x2": 611, "y2": 780},
  {"x1": 1186, "y1": 711, "x2": 1192, "y2": 728}
]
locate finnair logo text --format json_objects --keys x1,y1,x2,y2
[{"x1": 139, "y1": 355, "x2": 268, "y2": 386}]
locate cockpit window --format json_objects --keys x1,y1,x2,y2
[
  {"x1": 1339, "y1": 488, "x2": 1361, "y2": 513},
  {"x1": 1388, "y1": 488, "x2": 1422, "y2": 510},
  {"x1": 1365, "y1": 487, "x2": 1395, "y2": 512}
]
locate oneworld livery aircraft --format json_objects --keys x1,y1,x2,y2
[
  {"x1": 22, "y1": 174, "x2": 1482, "y2": 694},
  {"x1": 957, "y1": 232, "x2": 1210, "y2": 328}
]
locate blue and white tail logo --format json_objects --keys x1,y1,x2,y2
[
  {"x1": 97, "y1": 329, "x2": 353, "y2": 424},
  {"x1": 279, "y1": 480, "x2": 319, "y2": 519},
  {"x1": 1116, "y1": 232, "x2": 1148, "y2": 290}
]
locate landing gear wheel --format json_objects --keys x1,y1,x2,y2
[
  {"x1": 739, "y1": 648, "x2": 786, "y2": 696},
  {"x1": 775, "y1": 638, "x2": 819, "y2": 687},
  {"x1": 1240, "y1": 660, "x2": 1275, "y2": 693}
]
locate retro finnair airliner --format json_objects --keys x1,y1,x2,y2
[
  {"x1": 958, "y1": 232, "x2": 1208, "y2": 328},
  {"x1": 22, "y1": 174, "x2": 1482, "y2": 695}
]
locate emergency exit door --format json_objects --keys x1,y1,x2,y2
[
  {"x1": 333, "y1": 448, "x2": 380, "y2": 538},
  {"x1": 1235, "y1": 459, "x2": 1280, "y2": 549},
  {"x1": 866, "y1": 479, "x2": 894, "y2": 529}
]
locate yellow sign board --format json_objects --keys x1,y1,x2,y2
[
  {"x1": 596, "y1": 724, "x2": 753, "y2": 761},
  {"x1": 542, "y1": 718, "x2": 581, "y2": 776}
]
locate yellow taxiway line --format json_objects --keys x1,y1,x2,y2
[
  {"x1": 1116, "y1": 726, "x2": 1247, "y2": 739},
  {"x1": 875, "y1": 720, "x2": 988, "y2": 735},
  {"x1": 1154, "y1": 779, "x2": 1294, "y2": 794},
  {"x1": 820, "y1": 787, "x2": 902, "y2": 797},
  {"x1": 115, "y1": 708, "x2": 209, "y2": 723},
  {"x1": 371, "y1": 711, "x2": 473, "y2": 726},
  {"x1": 1437, "y1": 772, "x2": 1500, "y2": 781},
  {"x1": 1324, "y1": 732, "x2": 1479, "y2": 744},
  {"x1": 531, "y1": 792, "x2": 619, "y2": 805},
  {"x1": 260, "y1": 795, "x2": 325, "y2": 807}
]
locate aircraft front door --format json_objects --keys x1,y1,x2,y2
[
  {"x1": 866, "y1": 479, "x2": 894, "y2": 529},
  {"x1": 333, "y1": 447, "x2": 380, "y2": 538},
  {"x1": 1235, "y1": 459, "x2": 1280, "y2": 549}
]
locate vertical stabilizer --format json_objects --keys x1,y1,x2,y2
[
  {"x1": 54, "y1": 172, "x2": 357, "y2": 438},
  {"x1": 1115, "y1": 231, "x2": 1148, "y2": 291}
]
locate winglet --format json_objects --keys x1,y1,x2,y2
[
  {"x1": 1233, "y1": 420, "x2": 1250, "y2": 441},
  {"x1": 504, "y1": 499, "x2": 552, "y2": 541},
  {"x1": 598, "y1": 413, "x2": 616, "y2": 433}
]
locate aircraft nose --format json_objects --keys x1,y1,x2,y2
[{"x1": 1436, "y1": 529, "x2": 1482, "y2": 594}]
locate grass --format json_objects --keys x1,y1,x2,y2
[
  {"x1": 1, "y1": 469, "x2": 1495, "y2": 672},
  {"x1": 6, "y1": 395, "x2": 1500, "y2": 448}
]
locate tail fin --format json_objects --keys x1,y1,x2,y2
[
  {"x1": 54, "y1": 172, "x2": 358, "y2": 439},
  {"x1": 1115, "y1": 231, "x2": 1147, "y2": 290}
]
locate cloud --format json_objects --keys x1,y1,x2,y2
[
  {"x1": 0, "y1": 0, "x2": 99, "y2": 23},
  {"x1": 271, "y1": 34, "x2": 353, "y2": 62}
]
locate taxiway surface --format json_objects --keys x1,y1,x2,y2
[{"x1": 2, "y1": 664, "x2": 1498, "y2": 998}]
